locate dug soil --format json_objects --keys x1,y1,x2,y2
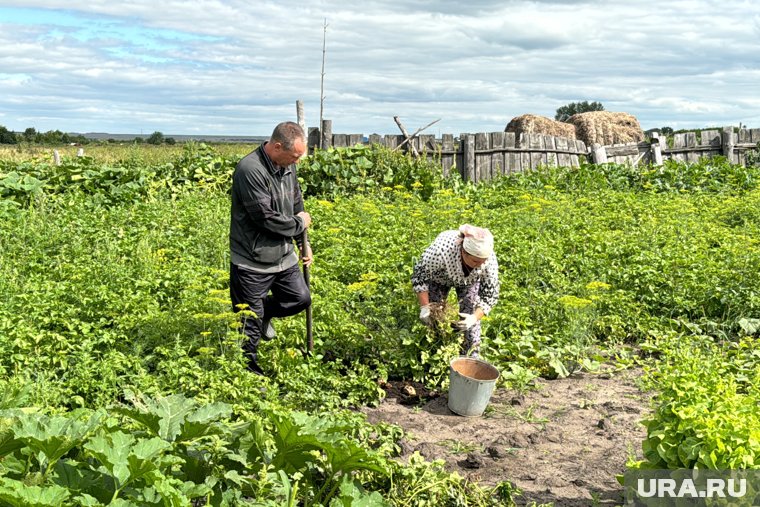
[{"x1": 362, "y1": 367, "x2": 650, "y2": 506}]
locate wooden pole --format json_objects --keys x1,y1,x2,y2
[
  {"x1": 319, "y1": 19, "x2": 328, "y2": 149},
  {"x1": 722, "y1": 126, "x2": 735, "y2": 163},
  {"x1": 393, "y1": 116, "x2": 420, "y2": 157},
  {"x1": 320, "y1": 119, "x2": 332, "y2": 149},
  {"x1": 392, "y1": 118, "x2": 441, "y2": 153},
  {"x1": 650, "y1": 133, "x2": 663, "y2": 165},
  {"x1": 302, "y1": 230, "x2": 313, "y2": 355},
  {"x1": 296, "y1": 100, "x2": 305, "y2": 133}
]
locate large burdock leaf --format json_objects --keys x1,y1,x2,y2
[
  {"x1": 325, "y1": 440, "x2": 387, "y2": 478},
  {"x1": 84, "y1": 430, "x2": 134, "y2": 487},
  {"x1": 113, "y1": 393, "x2": 195, "y2": 442},
  {"x1": 269, "y1": 413, "x2": 324, "y2": 472},
  {"x1": 51, "y1": 459, "x2": 105, "y2": 494},
  {"x1": 127, "y1": 436, "x2": 172, "y2": 481},
  {"x1": 0, "y1": 477, "x2": 70, "y2": 507},
  {"x1": 177, "y1": 401, "x2": 232, "y2": 442},
  {"x1": 0, "y1": 426, "x2": 24, "y2": 457},
  {"x1": 114, "y1": 392, "x2": 231, "y2": 443},
  {"x1": 84, "y1": 430, "x2": 174, "y2": 502},
  {"x1": 11, "y1": 409, "x2": 105, "y2": 471}
]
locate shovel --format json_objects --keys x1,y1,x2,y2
[{"x1": 302, "y1": 230, "x2": 313, "y2": 354}]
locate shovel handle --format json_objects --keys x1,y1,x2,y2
[{"x1": 302, "y1": 230, "x2": 313, "y2": 353}]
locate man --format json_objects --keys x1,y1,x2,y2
[
  {"x1": 411, "y1": 224, "x2": 499, "y2": 358},
  {"x1": 229, "y1": 121, "x2": 313, "y2": 375}
]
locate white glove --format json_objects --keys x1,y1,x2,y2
[
  {"x1": 419, "y1": 305, "x2": 431, "y2": 325},
  {"x1": 453, "y1": 312, "x2": 478, "y2": 331}
]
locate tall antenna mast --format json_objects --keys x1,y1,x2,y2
[{"x1": 319, "y1": 18, "x2": 328, "y2": 149}]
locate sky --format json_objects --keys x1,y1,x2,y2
[{"x1": 1, "y1": 1, "x2": 759, "y2": 137}]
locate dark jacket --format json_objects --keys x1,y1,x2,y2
[{"x1": 230, "y1": 144, "x2": 306, "y2": 273}]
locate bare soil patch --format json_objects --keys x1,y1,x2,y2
[{"x1": 362, "y1": 367, "x2": 650, "y2": 506}]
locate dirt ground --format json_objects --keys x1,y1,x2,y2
[{"x1": 362, "y1": 366, "x2": 650, "y2": 506}]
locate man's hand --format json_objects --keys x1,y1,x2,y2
[
  {"x1": 297, "y1": 211, "x2": 312, "y2": 228},
  {"x1": 300, "y1": 243, "x2": 313, "y2": 267},
  {"x1": 452, "y1": 312, "x2": 478, "y2": 331},
  {"x1": 419, "y1": 305, "x2": 431, "y2": 326}
]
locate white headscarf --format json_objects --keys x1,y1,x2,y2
[{"x1": 459, "y1": 224, "x2": 494, "y2": 258}]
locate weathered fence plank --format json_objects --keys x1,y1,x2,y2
[
  {"x1": 528, "y1": 134, "x2": 543, "y2": 169},
  {"x1": 685, "y1": 132, "x2": 699, "y2": 163},
  {"x1": 519, "y1": 134, "x2": 531, "y2": 172},
  {"x1": 489, "y1": 132, "x2": 505, "y2": 177},
  {"x1": 544, "y1": 135, "x2": 557, "y2": 167},
  {"x1": 475, "y1": 132, "x2": 489, "y2": 182},
  {"x1": 462, "y1": 134, "x2": 476, "y2": 182},
  {"x1": 556, "y1": 136, "x2": 570, "y2": 167},
  {"x1": 591, "y1": 144, "x2": 608, "y2": 164},
  {"x1": 650, "y1": 134, "x2": 663, "y2": 165},
  {"x1": 505, "y1": 132, "x2": 518, "y2": 174},
  {"x1": 332, "y1": 134, "x2": 347, "y2": 147},
  {"x1": 441, "y1": 134, "x2": 454, "y2": 177},
  {"x1": 722, "y1": 127, "x2": 735, "y2": 164}
]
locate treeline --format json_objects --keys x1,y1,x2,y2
[
  {"x1": 0, "y1": 126, "x2": 90, "y2": 145},
  {"x1": 0, "y1": 126, "x2": 175, "y2": 146}
]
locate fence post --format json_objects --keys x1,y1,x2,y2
[
  {"x1": 307, "y1": 127, "x2": 320, "y2": 153},
  {"x1": 53, "y1": 150, "x2": 61, "y2": 166},
  {"x1": 650, "y1": 133, "x2": 663, "y2": 165},
  {"x1": 321, "y1": 119, "x2": 332, "y2": 149},
  {"x1": 722, "y1": 126, "x2": 735, "y2": 163},
  {"x1": 591, "y1": 143, "x2": 608, "y2": 164},
  {"x1": 296, "y1": 100, "x2": 305, "y2": 133},
  {"x1": 462, "y1": 134, "x2": 475, "y2": 182},
  {"x1": 77, "y1": 148, "x2": 84, "y2": 157}
]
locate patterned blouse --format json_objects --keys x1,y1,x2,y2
[{"x1": 411, "y1": 230, "x2": 500, "y2": 314}]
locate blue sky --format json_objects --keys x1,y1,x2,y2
[{"x1": 1, "y1": 1, "x2": 759, "y2": 136}]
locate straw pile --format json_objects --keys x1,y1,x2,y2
[
  {"x1": 505, "y1": 114, "x2": 577, "y2": 140},
  {"x1": 567, "y1": 111, "x2": 644, "y2": 146}
]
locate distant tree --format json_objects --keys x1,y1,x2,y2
[
  {"x1": 660, "y1": 126, "x2": 674, "y2": 135},
  {"x1": 147, "y1": 131, "x2": 164, "y2": 145},
  {"x1": 555, "y1": 101, "x2": 605, "y2": 122},
  {"x1": 165, "y1": 137, "x2": 176, "y2": 145},
  {"x1": 133, "y1": 137, "x2": 144, "y2": 144},
  {"x1": 37, "y1": 130, "x2": 68, "y2": 145},
  {"x1": 0, "y1": 125, "x2": 17, "y2": 144},
  {"x1": 23, "y1": 127, "x2": 37, "y2": 143}
]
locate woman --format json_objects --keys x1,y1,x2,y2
[{"x1": 411, "y1": 224, "x2": 500, "y2": 357}]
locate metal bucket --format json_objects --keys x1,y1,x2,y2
[{"x1": 447, "y1": 357, "x2": 500, "y2": 417}]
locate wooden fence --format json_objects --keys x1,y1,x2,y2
[
  {"x1": 591, "y1": 127, "x2": 760, "y2": 167},
  {"x1": 308, "y1": 125, "x2": 760, "y2": 183},
  {"x1": 308, "y1": 128, "x2": 587, "y2": 183}
]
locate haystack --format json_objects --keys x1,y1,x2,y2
[
  {"x1": 567, "y1": 111, "x2": 644, "y2": 146},
  {"x1": 505, "y1": 114, "x2": 577, "y2": 140}
]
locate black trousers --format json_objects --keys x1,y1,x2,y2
[{"x1": 230, "y1": 263, "x2": 311, "y2": 360}]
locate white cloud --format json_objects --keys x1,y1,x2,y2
[{"x1": 0, "y1": 0, "x2": 758, "y2": 134}]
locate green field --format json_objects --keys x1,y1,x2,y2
[{"x1": 1, "y1": 143, "x2": 760, "y2": 505}]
